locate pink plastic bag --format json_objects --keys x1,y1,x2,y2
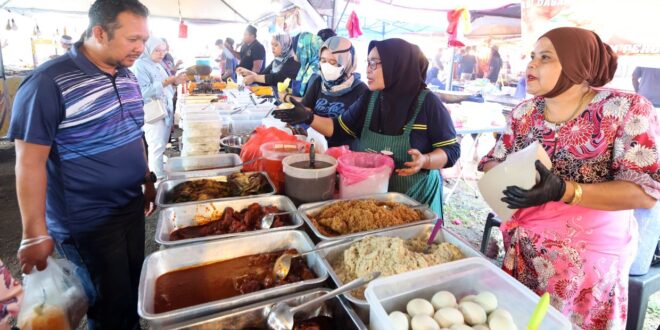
[
  {"x1": 337, "y1": 152, "x2": 394, "y2": 185},
  {"x1": 325, "y1": 145, "x2": 352, "y2": 160}
]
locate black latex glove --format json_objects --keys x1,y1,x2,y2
[
  {"x1": 501, "y1": 160, "x2": 566, "y2": 209},
  {"x1": 272, "y1": 98, "x2": 314, "y2": 125}
]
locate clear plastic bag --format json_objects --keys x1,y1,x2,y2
[{"x1": 17, "y1": 257, "x2": 88, "y2": 330}]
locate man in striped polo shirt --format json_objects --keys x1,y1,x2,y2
[{"x1": 9, "y1": 1, "x2": 154, "y2": 328}]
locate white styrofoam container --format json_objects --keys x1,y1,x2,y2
[{"x1": 365, "y1": 257, "x2": 571, "y2": 330}]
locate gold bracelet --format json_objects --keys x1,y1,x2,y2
[
  {"x1": 424, "y1": 154, "x2": 431, "y2": 169},
  {"x1": 568, "y1": 181, "x2": 583, "y2": 205}
]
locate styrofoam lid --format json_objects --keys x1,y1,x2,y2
[{"x1": 477, "y1": 141, "x2": 552, "y2": 222}]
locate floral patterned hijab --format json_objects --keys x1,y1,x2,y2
[{"x1": 294, "y1": 32, "x2": 323, "y2": 96}]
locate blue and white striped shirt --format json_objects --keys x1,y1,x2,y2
[{"x1": 8, "y1": 42, "x2": 147, "y2": 237}]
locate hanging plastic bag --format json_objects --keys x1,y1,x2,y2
[
  {"x1": 17, "y1": 257, "x2": 88, "y2": 330},
  {"x1": 239, "y1": 126, "x2": 299, "y2": 172}
]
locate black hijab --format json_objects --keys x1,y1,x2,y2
[{"x1": 368, "y1": 39, "x2": 428, "y2": 135}]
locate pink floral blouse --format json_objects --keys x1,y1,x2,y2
[{"x1": 479, "y1": 89, "x2": 660, "y2": 199}]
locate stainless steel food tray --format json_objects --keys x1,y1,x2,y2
[
  {"x1": 138, "y1": 230, "x2": 328, "y2": 327},
  {"x1": 155, "y1": 172, "x2": 276, "y2": 208},
  {"x1": 164, "y1": 154, "x2": 242, "y2": 180},
  {"x1": 166, "y1": 288, "x2": 367, "y2": 330},
  {"x1": 155, "y1": 195, "x2": 302, "y2": 247},
  {"x1": 298, "y1": 192, "x2": 437, "y2": 242},
  {"x1": 316, "y1": 223, "x2": 484, "y2": 322}
]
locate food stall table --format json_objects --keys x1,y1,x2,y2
[{"x1": 444, "y1": 100, "x2": 507, "y2": 203}]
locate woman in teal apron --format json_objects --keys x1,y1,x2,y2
[{"x1": 274, "y1": 38, "x2": 460, "y2": 216}]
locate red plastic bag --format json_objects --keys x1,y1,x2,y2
[
  {"x1": 325, "y1": 145, "x2": 352, "y2": 160},
  {"x1": 240, "y1": 126, "x2": 298, "y2": 172},
  {"x1": 337, "y1": 152, "x2": 394, "y2": 185}
]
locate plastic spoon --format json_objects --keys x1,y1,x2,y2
[
  {"x1": 266, "y1": 271, "x2": 380, "y2": 330},
  {"x1": 424, "y1": 217, "x2": 444, "y2": 254},
  {"x1": 527, "y1": 292, "x2": 550, "y2": 330}
]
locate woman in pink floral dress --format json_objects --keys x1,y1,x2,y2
[
  {"x1": 0, "y1": 259, "x2": 21, "y2": 330},
  {"x1": 480, "y1": 27, "x2": 660, "y2": 329}
]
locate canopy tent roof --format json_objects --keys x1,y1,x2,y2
[
  {"x1": 1, "y1": 0, "x2": 295, "y2": 24},
  {"x1": 333, "y1": 1, "x2": 521, "y2": 39},
  {"x1": 2, "y1": 0, "x2": 521, "y2": 38}
]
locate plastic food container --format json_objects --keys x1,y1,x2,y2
[
  {"x1": 181, "y1": 116, "x2": 224, "y2": 137},
  {"x1": 181, "y1": 132, "x2": 221, "y2": 145},
  {"x1": 338, "y1": 152, "x2": 394, "y2": 199},
  {"x1": 259, "y1": 141, "x2": 308, "y2": 193},
  {"x1": 283, "y1": 153, "x2": 337, "y2": 205},
  {"x1": 181, "y1": 142, "x2": 220, "y2": 154},
  {"x1": 365, "y1": 257, "x2": 572, "y2": 330},
  {"x1": 229, "y1": 119, "x2": 262, "y2": 135},
  {"x1": 164, "y1": 154, "x2": 241, "y2": 179}
]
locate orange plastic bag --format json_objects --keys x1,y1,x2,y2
[{"x1": 240, "y1": 126, "x2": 299, "y2": 173}]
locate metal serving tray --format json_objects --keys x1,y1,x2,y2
[
  {"x1": 155, "y1": 195, "x2": 302, "y2": 247},
  {"x1": 166, "y1": 288, "x2": 367, "y2": 330},
  {"x1": 138, "y1": 230, "x2": 329, "y2": 328},
  {"x1": 298, "y1": 192, "x2": 436, "y2": 242},
  {"x1": 155, "y1": 172, "x2": 276, "y2": 208},
  {"x1": 164, "y1": 154, "x2": 242, "y2": 180},
  {"x1": 316, "y1": 223, "x2": 484, "y2": 322}
]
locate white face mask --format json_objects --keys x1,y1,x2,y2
[{"x1": 320, "y1": 62, "x2": 344, "y2": 82}]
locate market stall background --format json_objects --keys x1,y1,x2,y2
[{"x1": 0, "y1": 0, "x2": 659, "y2": 329}]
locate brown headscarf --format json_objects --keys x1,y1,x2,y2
[{"x1": 540, "y1": 27, "x2": 618, "y2": 98}]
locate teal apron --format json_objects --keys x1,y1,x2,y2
[{"x1": 356, "y1": 90, "x2": 443, "y2": 217}]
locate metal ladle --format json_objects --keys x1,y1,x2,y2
[
  {"x1": 272, "y1": 239, "x2": 360, "y2": 280},
  {"x1": 260, "y1": 199, "x2": 336, "y2": 230},
  {"x1": 309, "y1": 138, "x2": 316, "y2": 169},
  {"x1": 381, "y1": 203, "x2": 429, "y2": 211},
  {"x1": 266, "y1": 271, "x2": 380, "y2": 330}
]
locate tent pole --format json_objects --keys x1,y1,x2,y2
[
  {"x1": 331, "y1": 0, "x2": 336, "y2": 29},
  {"x1": 220, "y1": 0, "x2": 249, "y2": 23},
  {"x1": 334, "y1": 0, "x2": 350, "y2": 31},
  {"x1": 446, "y1": 47, "x2": 455, "y2": 91}
]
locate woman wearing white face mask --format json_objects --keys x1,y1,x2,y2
[{"x1": 287, "y1": 36, "x2": 368, "y2": 147}]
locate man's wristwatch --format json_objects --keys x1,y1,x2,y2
[{"x1": 144, "y1": 171, "x2": 157, "y2": 184}]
